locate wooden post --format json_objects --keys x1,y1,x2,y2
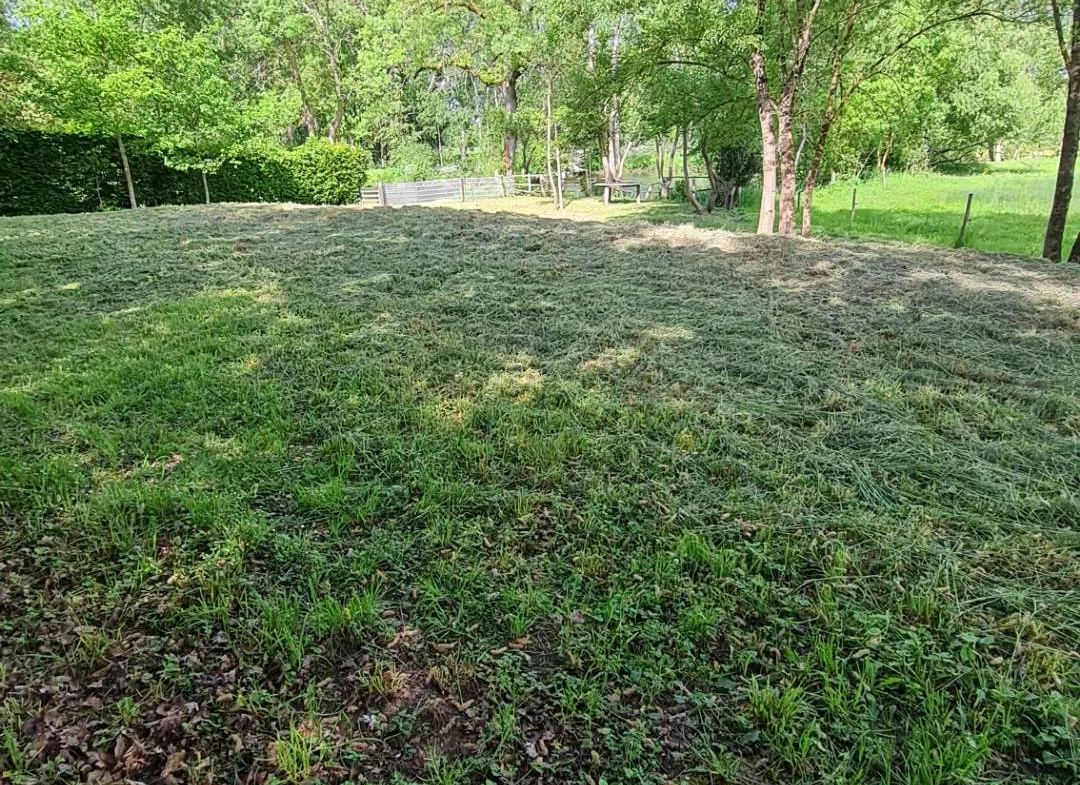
[
  {"x1": 849, "y1": 187, "x2": 857, "y2": 229},
  {"x1": 957, "y1": 193, "x2": 973, "y2": 247},
  {"x1": 495, "y1": 172, "x2": 505, "y2": 197},
  {"x1": 378, "y1": 182, "x2": 387, "y2": 207},
  {"x1": 459, "y1": 177, "x2": 466, "y2": 202}
]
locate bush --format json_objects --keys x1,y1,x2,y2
[
  {"x1": 288, "y1": 140, "x2": 367, "y2": 204},
  {"x1": 0, "y1": 130, "x2": 367, "y2": 216}
]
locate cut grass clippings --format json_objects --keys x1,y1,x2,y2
[{"x1": 0, "y1": 203, "x2": 1078, "y2": 784}]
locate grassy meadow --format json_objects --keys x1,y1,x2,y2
[
  {"x1": 510, "y1": 158, "x2": 1077, "y2": 260},
  {"x1": 808, "y1": 159, "x2": 1080, "y2": 258},
  {"x1": 1, "y1": 204, "x2": 1078, "y2": 784}
]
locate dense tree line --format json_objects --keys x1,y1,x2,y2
[{"x1": 1, "y1": 1, "x2": 1074, "y2": 254}]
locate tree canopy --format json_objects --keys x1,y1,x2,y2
[{"x1": 0, "y1": 0, "x2": 1069, "y2": 242}]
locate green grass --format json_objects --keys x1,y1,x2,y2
[
  {"x1": 807, "y1": 159, "x2": 1080, "y2": 258},
  {"x1": 499, "y1": 158, "x2": 1079, "y2": 260},
  {"x1": 1, "y1": 204, "x2": 1078, "y2": 784}
]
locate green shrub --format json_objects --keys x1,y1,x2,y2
[
  {"x1": 287, "y1": 139, "x2": 367, "y2": 204},
  {"x1": 0, "y1": 130, "x2": 367, "y2": 215}
]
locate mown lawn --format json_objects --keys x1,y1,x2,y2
[{"x1": 1, "y1": 204, "x2": 1078, "y2": 785}]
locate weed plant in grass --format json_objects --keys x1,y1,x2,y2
[{"x1": 1, "y1": 204, "x2": 1078, "y2": 784}]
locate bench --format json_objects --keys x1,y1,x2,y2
[{"x1": 591, "y1": 181, "x2": 642, "y2": 202}]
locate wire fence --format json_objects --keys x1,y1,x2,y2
[{"x1": 361, "y1": 173, "x2": 720, "y2": 207}]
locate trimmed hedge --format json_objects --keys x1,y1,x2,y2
[{"x1": 0, "y1": 130, "x2": 367, "y2": 216}]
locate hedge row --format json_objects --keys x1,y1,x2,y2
[{"x1": 0, "y1": 130, "x2": 367, "y2": 216}]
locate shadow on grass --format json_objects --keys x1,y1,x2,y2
[{"x1": 1, "y1": 203, "x2": 1078, "y2": 785}]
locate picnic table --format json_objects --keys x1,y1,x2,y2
[{"x1": 591, "y1": 181, "x2": 642, "y2": 202}]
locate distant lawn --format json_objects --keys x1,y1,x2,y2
[
  {"x1": 1, "y1": 205, "x2": 1078, "y2": 784},
  {"x1": 807, "y1": 158, "x2": 1079, "y2": 258},
  {"x1": 504, "y1": 158, "x2": 1076, "y2": 259}
]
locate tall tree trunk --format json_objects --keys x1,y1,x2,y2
[
  {"x1": 666, "y1": 131, "x2": 677, "y2": 192},
  {"x1": 116, "y1": 132, "x2": 137, "y2": 209},
  {"x1": 555, "y1": 145, "x2": 565, "y2": 210},
  {"x1": 502, "y1": 67, "x2": 521, "y2": 177},
  {"x1": 1045, "y1": 68, "x2": 1080, "y2": 261},
  {"x1": 312, "y1": 0, "x2": 347, "y2": 142},
  {"x1": 201, "y1": 170, "x2": 210, "y2": 205},
  {"x1": 600, "y1": 20, "x2": 624, "y2": 203},
  {"x1": 753, "y1": 49, "x2": 777, "y2": 234},
  {"x1": 655, "y1": 136, "x2": 665, "y2": 195},
  {"x1": 800, "y1": 0, "x2": 857, "y2": 237},
  {"x1": 777, "y1": 88, "x2": 798, "y2": 235},
  {"x1": 327, "y1": 102, "x2": 345, "y2": 143},
  {"x1": 286, "y1": 42, "x2": 319, "y2": 138},
  {"x1": 682, "y1": 127, "x2": 705, "y2": 214},
  {"x1": 545, "y1": 74, "x2": 557, "y2": 207}
]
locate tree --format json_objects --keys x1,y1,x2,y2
[
  {"x1": 403, "y1": 0, "x2": 542, "y2": 176},
  {"x1": 1044, "y1": 0, "x2": 1080, "y2": 262},
  {"x1": 16, "y1": 0, "x2": 172, "y2": 207},
  {"x1": 151, "y1": 29, "x2": 242, "y2": 203}
]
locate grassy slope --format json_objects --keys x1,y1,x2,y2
[{"x1": 1, "y1": 204, "x2": 1078, "y2": 785}]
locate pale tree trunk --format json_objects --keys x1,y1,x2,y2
[
  {"x1": 116, "y1": 132, "x2": 137, "y2": 209},
  {"x1": 666, "y1": 131, "x2": 676, "y2": 193},
  {"x1": 753, "y1": 54, "x2": 777, "y2": 234},
  {"x1": 201, "y1": 170, "x2": 210, "y2": 205},
  {"x1": 655, "y1": 136, "x2": 665, "y2": 195},
  {"x1": 545, "y1": 74, "x2": 557, "y2": 207},
  {"x1": 555, "y1": 145, "x2": 565, "y2": 209},
  {"x1": 600, "y1": 21, "x2": 624, "y2": 204},
  {"x1": 777, "y1": 87, "x2": 798, "y2": 235},
  {"x1": 756, "y1": 0, "x2": 822, "y2": 235},
  {"x1": 655, "y1": 131, "x2": 678, "y2": 198}
]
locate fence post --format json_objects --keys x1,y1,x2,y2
[
  {"x1": 495, "y1": 172, "x2": 505, "y2": 197},
  {"x1": 957, "y1": 193, "x2": 973, "y2": 247},
  {"x1": 378, "y1": 182, "x2": 387, "y2": 207},
  {"x1": 849, "y1": 187, "x2": 857, "y2": 229},
  {"x1": 459, "y1": 177, "x2": 466, "y2": 202}
]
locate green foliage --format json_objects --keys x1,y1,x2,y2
[
  {"x1": 0, "y1": 131, "x2": 366, "y2": 214},
  {"x1": 707, "y1": 145, "x2": 759, "y2": 187},
  {"x1": 379, "y1": 138, "x2": 442, "y2": 182},
  {"x1": 284, "y1": 139, "x2": 369, "y2": 204}
]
